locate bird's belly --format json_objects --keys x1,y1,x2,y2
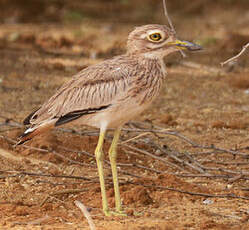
[
  {"x1": 77, "y1": 102, "x2": 150, "y2": 129},
  {"x1": 74, "y1": 80, "x2": 162, "y2": 130}
]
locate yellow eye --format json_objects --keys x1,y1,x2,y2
[{"x1": 149, "y1": 33, "x2": 162, "y2": 42}]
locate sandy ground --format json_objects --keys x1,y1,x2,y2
[{"x1": 0, "y1": 1, "x2": 249, "y2": 229}]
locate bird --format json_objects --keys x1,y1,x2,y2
[{"x1": 17, "y1": 24, "x2": 201, "y2": 216}]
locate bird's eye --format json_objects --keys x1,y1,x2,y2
[{"x1": 148, "y1": 33, "x2": 162, "y2": 42}]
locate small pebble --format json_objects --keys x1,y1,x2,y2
[{"x1": 203, "y1": 199, "x2": 214, "y2": 205}]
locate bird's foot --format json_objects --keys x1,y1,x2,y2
[{"x1": 104, "y1": 209, "x2": 127, "y2": 217}]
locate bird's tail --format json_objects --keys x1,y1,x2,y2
[{"x1": 17, "y1": 121, "x2": 55, "y2": 145}]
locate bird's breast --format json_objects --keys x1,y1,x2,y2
[{"x1": 128, "y1": 59, "x2": 165, "y2": 105}]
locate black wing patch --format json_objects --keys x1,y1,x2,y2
[
  {"x1": 54, "y1": 104, "x2": 111, "y2": 127},
  {"x1": 23, "y1": 108, "x2": 40, "y2": 125}
]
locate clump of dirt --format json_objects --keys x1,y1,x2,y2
[
  {"x1": 122, "y1": 186, "x2": 153, "y2": 206},
  {"x1": 158, "y1": 114, "x2": 178, "y2": 126}
]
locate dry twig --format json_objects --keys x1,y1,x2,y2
[
  {"x1": 162, "y1": 0, "x2": 186, "y2": 57},
  {"x1": 40, "y1": 188, "x2": 89, "y2": 206},
  {"x1": 2, "y1": 115, "x2": 249, "y2": 200},
  {"x1": 75, "y1": 200, "x2": 96, "y2": 230},
  {"x1": 162, "y1": 0, "x2": 176, "y2": 34},
  {"x1": 12, "y1": 215, "x2": 50, "y2": 226},
  {"x1": 0, "y1": 170, "x2": 96, "y2": 181},
  {"x1": 0, "y1": 146, "x2": 60, "y2": 170},
  {"x1": 128, "y1": 181, "x2": 249, "y2": 200},
  {"x1": 221, "y1": 42, "x2": 249, "y2": 66},
  {"x1": 26, "y1": 215, "x2": 50, "y2": 225},
  {"x1": 122, "y1": 143, "x2": 188, "y2": 173}
]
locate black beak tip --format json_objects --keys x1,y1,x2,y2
[
  {"x1": 187, "y1": 44, "x2": 203, "y2": 51},
  {"x1": 176, "y1": 41, "x2": 203, "y2": 51}
]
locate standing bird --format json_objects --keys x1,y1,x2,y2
[{"x1": 18, "y1": 24, "x2": 201, "y2": 216}]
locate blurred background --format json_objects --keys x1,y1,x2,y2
[{"x1": 0, "y1": 0, "x2": 249, "y2": 57}]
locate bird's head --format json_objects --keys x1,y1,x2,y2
[{"x1": 127, "y1": 24, "x2": 202, "y2": 58}]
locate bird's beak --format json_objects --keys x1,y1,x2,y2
[{"x1": 169, "y1": 40, "x2": 202, "y2": 51}]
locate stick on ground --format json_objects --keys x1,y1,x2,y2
[
  {"x1": 221, "y1": 42, "x2": 249, "y2": 66},
  {"x1": 75, "y1": 200, "x2": 96, "y2": 230}
]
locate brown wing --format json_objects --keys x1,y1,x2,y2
[{"x1": 24, "y1": 54, "x2": 139, "y2": 127}]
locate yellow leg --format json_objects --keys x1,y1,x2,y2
[
  {"x1": 95, "y1": 130, "x2": 110, "y2": 216},
  {"x1": 108, "y1": 126, "x2": 125, "y2": 214}
]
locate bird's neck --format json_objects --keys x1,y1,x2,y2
[
  {"x1": 136, "y1": 54, "x2": 167, "y2": 78},
  {"x1": 124, "y1": 53, "x2": 166, "y2": 106}
]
